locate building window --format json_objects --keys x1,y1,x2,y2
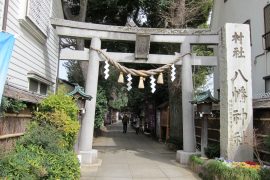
[
  {"x1": 18, "y1": 0, "x2": 52, "y2": 44},
  {"x1": 40, "y1": 82, "x2": 48, "y2": 95},
  {"x1": 27, "y1": 0, "x2": 51, "y2": 36},
  {"x1": 29, "y1": 79, "x2": 39, "y2": 93},
  {"x1": 27, "y1": 71, "x2": 53, "y2": 95},
  {"x1": 264, "y1": 4, "x2": 270, "y2": 51},
  {"x1": 29, "y1": 79, "x2": 48, "y2": 95},
  {"x1": 263, "y1": 76, "x2": 270, "y2": 92},
  {"x1": 224, "y1": 0, "x2": 228, "y2": 2}
]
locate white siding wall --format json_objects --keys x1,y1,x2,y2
[
  {"x1": 5, "y1": 0, "x2": 63, "y2": 93},
  {"x1": 211, "y1": 0, "x2": 270, "y2": 97}
]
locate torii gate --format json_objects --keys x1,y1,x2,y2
[{"x1": 51, "y1": 19, "x2": 253, "y2": 165}]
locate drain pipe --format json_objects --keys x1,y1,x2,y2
[{"x1": 2, "y1": 0, "x2": 10, "y2": 31}]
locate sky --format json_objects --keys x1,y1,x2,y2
[{"x1": 59, "y1": 60, "x2": 68, "y2": 80}]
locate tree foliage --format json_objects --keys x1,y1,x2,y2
[
  {"x1": 62, "y1": 0, "x2": 212, "y2": 28},
  {"x1": 86, "y1": 0, "x2": 140, "y2": 25},
  {"x1": 64, "y1": 60, "x2": 85, "y2": 87},
  {"x1": 192, "y1": 44, "x2": 214, "y2": 90},
  {"x1": 99, "y1": 66, "x2": 128, "y2": 108},
  {"x1": 95, "y1": 86, "x2": 108, "y2": 128}
]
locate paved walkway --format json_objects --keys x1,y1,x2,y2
[{"x1": 81, "y1": 122, "x2": 200, "y2": 180}]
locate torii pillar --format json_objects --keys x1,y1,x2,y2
[
  {"x1": 177, "y1": 42, "x2": 198, "y2": 164},
  {"x1": 79, "y1": 37, "x2": 101, "y2": 165}
]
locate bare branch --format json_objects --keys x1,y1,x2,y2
[
  {"x1": 243, "y1": 129, "x2": 264, "y2": 166},
  {"x1": 61, "y1": 0, "x2": 80, "y2": 20},
  {"x1": 60, "y1": 38, "x2": 76, "y2": 49},
  {"x1": 160, "y1": 0, "x2": 211, "y2": 28}
]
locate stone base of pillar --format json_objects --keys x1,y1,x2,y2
[
  {"x1": 176, "y1": 150, "x2": 200, "y2": 165},
  {"x1": 80, "y1": 149, "x2": 98, "y2": 165}
]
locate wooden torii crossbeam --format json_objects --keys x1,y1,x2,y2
[{"x1": 51, "y1": 18, "x2": 219, "y2": 165}]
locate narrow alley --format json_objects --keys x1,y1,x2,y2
[{"x1": 81, "y1": 122, "x2": 200, "y2": 180}]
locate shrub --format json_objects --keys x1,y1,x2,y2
[
  {"x1": 0, "y1": 97, "x2": 27, "y2": 115},
  {"x1": 35, "y1": 91, "x2": 80, "y2": 149},
  {"x1": 39, "y1": 90, "x2": 79, "y2": 121},
  {"x1": 189, "y1": 155, "x2": 205, "y2": 177},
  {"x1": 0, "y1": 123, "x2": 80, "y2": 179},
  {"x1": 202, "y1": 160, "x2": 260, "y2": 180},
  {"x1": 0, "y1": 145, "x2": 80, "y2": 179},
  {"x1": 34, "y1": 110, "x2": 80, "y2": 149},
  {"x1": 190, "y1": 155, "x2": 204, "y2": 165},
  {"x1": 18, "y1": 122, "x2": 67, "y2": 151},
  {"x1": 260, "y1": 167, "x2": 270, "y2": 180},
  {"x1": 204, "y1": 143, "x2": 220, "y2": 159}
]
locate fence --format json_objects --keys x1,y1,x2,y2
[
  {"x1": 195, "y1": 109, "x2": 270, "y2": 164},
  {"x1": 0, "y1": 113, "x2": 32, "y2": 154},
  {"x1": 254, "y1": 92, "x2": 270, "y2": 99}
]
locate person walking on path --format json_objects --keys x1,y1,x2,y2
[
  {"x1": 135, "y1": 115, "x2": 140, "y2": 135},
  {"x1": 122, "y1": 113, "x2": 129, "y2": 133}
]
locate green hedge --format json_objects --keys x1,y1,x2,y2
[
  {"x1": 189, "y1": 156, "x2": 270, "y2": 180},
  {"x1": 0, "y1": 123, "x2": 80, "y2": 179},
  {"x1": 203, "y1": 160, "x2": 260, "y2": 180},
  {"x1": 190, "y1": 155, "x2": 204, "y2": 165}
]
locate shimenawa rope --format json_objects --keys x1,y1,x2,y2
[{"x1": 90, "y1": 47, "x2": 192, "y2": 77}]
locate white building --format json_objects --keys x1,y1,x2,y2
[
  {"x1": 211, "y1": 0, "x2": 270, "y2": 98},
  {"x1": 0, "y1": 0, "x2": 63, "y2": 103}
]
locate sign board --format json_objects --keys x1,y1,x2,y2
[
  {"x1": 219, "y1": 23, "x2": 253, "y2": 161},
  {"x1": 135, "y1": 34, "x2": 150, "y2": 59}
]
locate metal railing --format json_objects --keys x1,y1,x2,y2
[{"x1": 254, "y1": 91, "x2": 270, "y2": 99}]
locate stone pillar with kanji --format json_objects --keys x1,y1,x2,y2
[{"x1": 219, "y1": 23, "x2": 253, "y2": 161}]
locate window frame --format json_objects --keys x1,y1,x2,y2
[
  {"x1": 18, "y1": 0, "x2": 52, "y2": 44},
  {"x1": 29, "y1": 79, "x2": 39, "y2": 93},
  {"x1": 28, "y1": 78, "x2": 48, "y2": 95},
  {"x1": 263, "y1": 75, "x2": 270, "y2": 93},
  {"x1": 39, "y1": 82, "x2": 48, "y2": 95},
  {"x1": 27, "y1": 71, "x2": 53, "y2": 95}
]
